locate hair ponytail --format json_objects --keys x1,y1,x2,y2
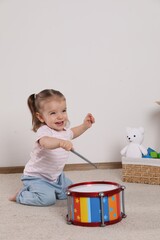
[{"x1": 27, "y1": 94, "x2": 42, "y2": 132}]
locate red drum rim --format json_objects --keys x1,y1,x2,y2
[
  {"x1": 67, "y1": 181, "x2": 123, "y2": 197},
  {"x1": 66, "y1": 214, "x2": 125, "y2": 227}
]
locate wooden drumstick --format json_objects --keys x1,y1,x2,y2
[{"x1": 71, "y1": 149, "x2": 97, "y2": 169}]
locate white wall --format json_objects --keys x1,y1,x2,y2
[{"x1": 1, "y1": 0, "x2": 160, "y2": 167}]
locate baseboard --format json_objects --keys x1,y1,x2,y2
[
  {"x1": 64, "y1": 162, "x2": 122, "y2": 171},
  {"x1": 0, "y1": 166, "x2": 24, "y2": 174},
  {"x1": 0, "y1": 162, "x2": 122, "y2": 174}
]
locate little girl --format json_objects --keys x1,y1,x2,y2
[{"x1": 9, "y1": 89, "x2": 95, "y2": 206}]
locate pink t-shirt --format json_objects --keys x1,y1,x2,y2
[{"x1": 24, "y1": 125, "x2": 73, "y2": 182}]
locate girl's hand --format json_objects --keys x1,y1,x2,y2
[
  {"x1": 59, "y1": 140, "x2": 73, "y2": 151},
  {"x1": 83, "y1": 113, "x2": 95, "y2": 129}
]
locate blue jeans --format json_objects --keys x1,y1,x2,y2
[{"x1": 16, "y1": 172, "x2": 72, "y2": 206}]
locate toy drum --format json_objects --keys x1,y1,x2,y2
[{"x1": 66, "y1": 181, "x2": 126, "y2": 227}]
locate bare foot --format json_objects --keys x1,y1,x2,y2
[{"x1": 9, "y1": 190, "x2": 20, "y2": 202}]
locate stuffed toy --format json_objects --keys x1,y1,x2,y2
[{"x1": 120, "y1": 127, "x2": 148, "y2": 158}]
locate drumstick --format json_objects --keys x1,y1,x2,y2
[{"x1": 71, "y1": 149, "x2": 97, "y2": 169}]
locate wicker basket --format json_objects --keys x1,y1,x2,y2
[{"x1": 122, "y1": 157, "x2": 160, "y2": 185}]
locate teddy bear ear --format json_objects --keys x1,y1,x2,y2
[{"x1": 139, "y1": 127, "x2": 144, "y2": 134}]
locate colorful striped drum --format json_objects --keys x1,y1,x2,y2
[{"x1": 66, "y1": 181, "x2": 126, "y2": 227}]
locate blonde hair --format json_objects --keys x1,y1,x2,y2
[{"x1": 27, "y1": 89, "x2": 66, "y2": 132}]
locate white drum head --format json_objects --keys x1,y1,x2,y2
[{"x1": 69, "y1": 183, "x2": 118, "y2": 193}]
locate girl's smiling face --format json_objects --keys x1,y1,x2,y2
[{"x1": 36, "y1": 97, "x2": 68, "y2": 131}]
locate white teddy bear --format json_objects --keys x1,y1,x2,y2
[{"x1": 120, "y1": 127, "x2": 148, "y2": 158}]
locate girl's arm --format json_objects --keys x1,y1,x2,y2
[
  {"x1": 71, "y1": 113, "x2": 95, "y2": 139},
  {"x1": 39, "y1": 137, "x2": 73, "y2": 151}
]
